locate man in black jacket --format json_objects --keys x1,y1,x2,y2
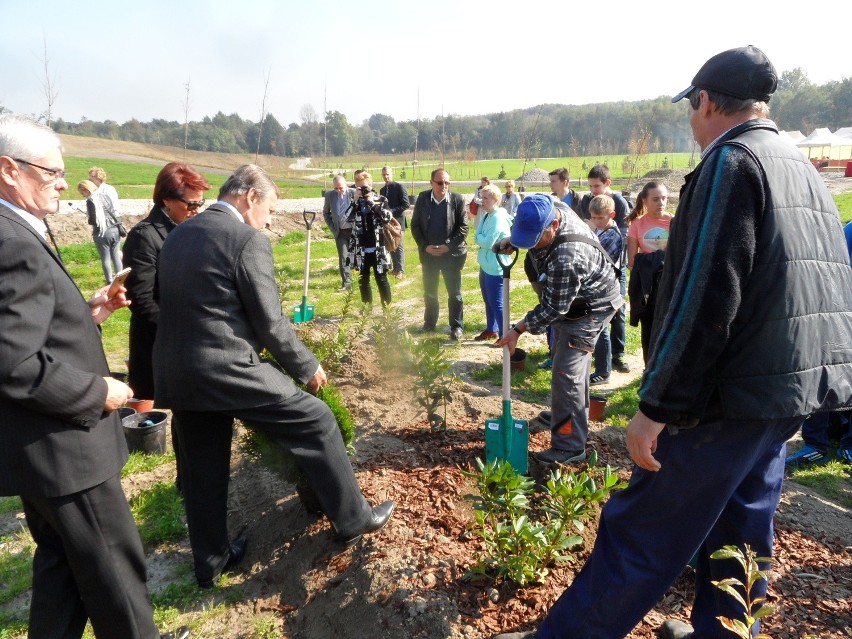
[
  {"x1": 494, "y1": 45, "x2": 852, "y2": 639},
  {"x1": 410, "y1": 168, "x2": 468, "y2": 340},
  {"x1": 0, "y1": 114, "x2": 187, "y2": 639},
  {"x1": 380, "y1": 165, "x2": 409, "y2": 277}
]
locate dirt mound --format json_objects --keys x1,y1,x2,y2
[{"x1": 516, "y1": 168, "x2": 550, "y2": 185}]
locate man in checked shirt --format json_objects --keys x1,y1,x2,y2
[{"x1": 494, "y1": 193, "x2": 623, "y2": 464}]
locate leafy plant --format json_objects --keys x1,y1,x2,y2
[
  {"x1": 710, "y1": 544, "x2": 775, "y2": 639},
  {"x1": 371, "y1": 305, "x2": 411, "y2": 371},
  {"x1": 462, "y1": 453, "x2": 626, "y2": 586},
  {"x1": 410, "y1": 337, "x2": 456, "y2": 431}
]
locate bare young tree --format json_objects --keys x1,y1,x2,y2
[
  {"x1": 255, "y1": 68, "x2": 271, "y2": 164},
  {"x1": 40, "y1": 34, "x2": 58, "y2": 127},
  {"x1": 183, "y1": 77, "x2": 191, "y2": 159}
]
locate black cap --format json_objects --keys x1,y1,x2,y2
[{"x1": 672, "y1": 45, "x2": 777, "y2": 103}]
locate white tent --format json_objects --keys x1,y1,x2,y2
[
  {"x1": 779, "y1": 130, "x2": 805, "y2": 143},
  {"x1": 795, "y1": 128, "x2": 852, "y2": 160},
  {"x1": 834, "y1": 127, "x2": 852, "y2": 140}
]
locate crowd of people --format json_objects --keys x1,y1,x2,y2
[{"x1": 2, "y1": 45, "x2": 851, "y2": 639}]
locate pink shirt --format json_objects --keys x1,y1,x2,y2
[{"x1": 628, "y1": 214, "x2": 673, "y2": 254}]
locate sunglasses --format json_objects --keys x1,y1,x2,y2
[
  {"x1": 179, "y1": 198, "x2": 206, "y2": 211},
  {"x1": 432, "y1": 180, "x2": 450, "y2": 186}
]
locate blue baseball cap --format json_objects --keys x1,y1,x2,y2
[{"x1": 511, "y1": 193, "x2": 556, "y2": 249}]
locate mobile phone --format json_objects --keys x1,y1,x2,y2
[{"x1": 107, "y1": 267, "x2": 132, "y2": 299}]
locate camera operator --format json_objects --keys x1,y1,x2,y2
[{"x1": 346, "y1": 172, "x2": 393, "y2": 306}]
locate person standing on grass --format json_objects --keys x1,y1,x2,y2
[
  {"x1": 501, "y1": 180, "x2": 522, "y2": 220},
  {"x1": 322, "y1": 174, "x2": 355, "y2": 291},
  {"x1": 493, "y1": 44, "x2": 852, "y2": 639},
  {"x1": 380, "y1": 165, "x2": 410, "y2": 278},
  {"x1": 347, "y1": 171, "x2": 393, "y2": 307},
  {"x1": 580, "y1": 164, "x2": 631, "y2": 373},
  {"x1": 548, "y1": 167, "x2": 581, "y2": 214},
  {"x1": 0, "y1": 114, "x2": 189, "y2": 639},
  {"x1": 78, "y1": 178, "x2": 123, "y2": 284},
  {"x1": 626, "y1": 180, "x2": 671, "y2": 365},
  {"x1": 473, "y1": 183, "x2": 512, "y2": 341},
  {"x1": 410, "y1": 168, "x2": 469, "y2": 340},
  {"x1": 586, "y1": 194, "x2": 623, "y2": 385},
  {"x1": 88, "y1": 165, "x2": 120, "y2": 221}
]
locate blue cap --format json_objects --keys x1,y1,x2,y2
[{"x1": 511, "y1": 194, "x2": 555, "y2": 249}]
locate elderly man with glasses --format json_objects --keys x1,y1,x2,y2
[
  {"x1": 410, "y1": 168, "x2": 469, "y2": 340},
  {"x1": 322, "y1": 174, "x2": 356, "y2": 291},
  {"x1": 0, "y1": 114, "x2": 189, "y2": 639}
]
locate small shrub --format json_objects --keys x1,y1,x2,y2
[
  {"x1": 463, "y1": 453, "x2": 626, "y2": 586},
  {"x1": 410, "y1": 337, "x2": 456, "y2": 431}
]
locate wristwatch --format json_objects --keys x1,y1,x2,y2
[{"x1": 511, "y1": 323, "x2": 525, "y2": 335}]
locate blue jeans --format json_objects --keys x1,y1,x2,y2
[
  {"x1": 93, "y1": 225, "x2": 123, "y2": 285},
  {"x1": 538, "y1": 409, "x2": 803, "y2": 639},
  {"x1": 592, "y1": 325, "x2": 612, "y2": 377},
  {"x1": 478, "y1": 270, "x2": 503, "y2": 334}
]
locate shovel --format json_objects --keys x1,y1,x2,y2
[
  {"x1": 485, "y1": 247, "x2": 529, "y2": 474},
  {"x1": 293, "y1": 210, "x2": 317, "y2": 323}
]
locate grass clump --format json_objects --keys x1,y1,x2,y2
[{"x1": 129, "y1": 483, "x2": 186, "y2": 546}]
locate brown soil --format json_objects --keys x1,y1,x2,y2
[{"x1": 16, "y1": 173, "x2": 852, "y2": 638}]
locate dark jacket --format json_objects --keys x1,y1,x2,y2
[
  {"x1": 627, "y1": 249, "x2": 665, "y2": 326},
  {"x1": 379, "y1": 181, "x2": 410, "y2": 228},
  {"x1": 154, "y1": 204, "x2": 320, "y2": 411},
  {"x1": 122, "y1": 206, "x2": 176, "y2": 398},
  {"x1": 639, "y1": 118, "x2": 852, "y2": 425},
  {"x1": 410, "y1": 190, "x2": 468, "y2": 258},
  {"x1": 0, "y1": 205, "x2": 126, "y2": 497}
]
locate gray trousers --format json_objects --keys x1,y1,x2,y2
[
  {"x1": 335, "y1": 228, "x2": 353, "y2": 287},
  {"x1": 550, "y1": 305, "x2": 619, "y2": 453}
]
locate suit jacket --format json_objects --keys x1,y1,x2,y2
[
  {"x1": 0, "y1": 204, "x2": 127, "y2": 497},
  {"x1": 322, "y1": 187, "x2": 356, "y2": 238},
  {"x1": 153, "y1": 204, "x2": 320, "y2": 411},
  {"x1": 410, "y1": 190, "x2": 468, "y2": 258},
  {"x1": 122, "y1": 205, "x2": 176, "y2": 398},
  {"x1": 379, "y1": 181, "x2": 410, "y2": 228}
]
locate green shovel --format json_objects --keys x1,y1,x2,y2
[
  {"x1": 485, "y1": 247, "x2": 529, "y2": 474},
  {"x1": 293, "y1": 210, "x2": 317, "y2": 323}
]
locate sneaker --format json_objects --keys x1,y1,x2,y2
[
  {"x1": 785, "y1": 445, "x2": 828, "y2": 468},
  {"x1": 535, "y1": 448, "x2": 586, "y2": 465},
  {"x1": 838, "y1": 448, "x2": 852, "y2": 464},
  {"x1": 539, "y1": 358, "x2": 552, "y2": 370},
  {"x1": 612, "y1": 358, "x2": 631, "y2": 373},
  {"x1": 589, "y1": 372, "x2": 609, "y2": 385}
]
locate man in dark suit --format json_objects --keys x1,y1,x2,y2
[
  {"x1": 154, "y1": 164, "x2": 394, "y2": 589},
  {"x1": 322, "y1": 174, "x2": 355, "y2": 291},
  {"x1": 0, "y1": 115, "x2": 187, "y2": 639},
  {"x1": 379, "y1": 165, "x2": 409, "y2": 277},
  {"x1": 410, "y1": 168, "x2": 468, "y2": 340}
]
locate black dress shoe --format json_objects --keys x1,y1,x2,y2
[
  {"x1": 336, "y1": 500, "x2": 395, "y2": 547},
  {"x1": 449, "y1": 327, "x2": 463, "y2": 341},
  {"x1": 197, "y1": 536, "x2": 248, "y2": 589},
  {"x1": 160, "y1": 626, "x2": 190, "y2": 639}
]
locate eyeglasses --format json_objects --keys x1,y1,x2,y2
[
  {"x1": 14, "y1": 158, "x2": 67, "y2": 181},
  {"x1": 179, "y1": 198, "x2": 206, "y2": 211},
  {"x1": 432, "y1": 180, "x2": 450, "y2": 186}
]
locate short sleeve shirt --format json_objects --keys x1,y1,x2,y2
[{"x1": 628, "y1": 214, "x2": 673, "y2": 254}]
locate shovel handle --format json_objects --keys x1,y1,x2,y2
[
  {"x1": 496, "y1": 246, "x2": 519, "y2": 279},
  {"x1": 303, "y1": 210, "x2": 317, "y2": 230}
]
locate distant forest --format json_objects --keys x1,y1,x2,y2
[{"x1": 49, "y1": 69, "x2": 851, "y2": 159}]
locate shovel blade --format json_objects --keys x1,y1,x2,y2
[
  {"x1": 293, "y1": 303, "x2": 315, "y2": 324},
  {"x1": 484, "y1": 418, "x2": 529, "y2": 474}
]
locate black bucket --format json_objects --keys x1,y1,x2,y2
[
  {"x1": 117, "y1": 407, "x2": 137, "y2": 421},
  {"x1": 122, "y1": 410, "x2": 168, "y2": 455}
]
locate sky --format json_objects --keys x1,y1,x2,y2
[{"x1": 3, "y1": 0, "x2": 851, "y2": 128}]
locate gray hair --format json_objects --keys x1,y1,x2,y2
[
  {"x1": 0, "y1": 114, "x2": 62, "y2": 161},
  {"x1": 688, "y1": 89, "x2": 769, "y2": 118},
  {"x1": 218, "y1": 164, "x2": 280, "y2": 201}
]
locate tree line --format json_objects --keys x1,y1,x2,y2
[{"x1": 49, "y1": 69, "x2": 851, "y2": 160}]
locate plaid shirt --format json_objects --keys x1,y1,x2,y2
[{"x1": 523, "y1": 206, "x2": 619, "y2": 335}]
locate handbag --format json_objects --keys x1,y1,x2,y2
[{"x1": 382, "y1": 217, "x2": 402, "y2": 252}]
